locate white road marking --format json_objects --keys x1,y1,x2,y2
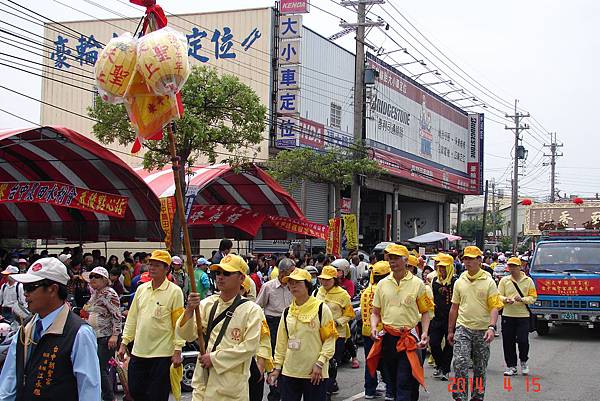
[{"x1": 341, "y1": 392, "x2": 366, "y2": 401}]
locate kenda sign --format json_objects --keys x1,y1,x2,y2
[{"x1": 280, "y1": 0, "x2": 309, "y2": 14}]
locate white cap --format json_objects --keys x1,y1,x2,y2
[
  {"x1": 82, "y1": 266, "x2": 110, "y2": 282},
  {"x1": 1, "y1": 265, "x2": 19, "y2": 275},
  {"x1": 330, "y1": 258, "x2": 350, "y2": 274},
  {"x1": 18, "y1": 258, "x2": 28, "y2": 264},
  {"x1": 172, "y1": 256, "x2": 183, "y2": 265},
  {"x1": 498, "y1": 255, "x2": 506, "y2": 262},
  {"x1": 58, "y1": 254, "x2": 72, "y2": 263},
  {"x1": 11, "y1": 257, "x2": 71, "y2": 285}
]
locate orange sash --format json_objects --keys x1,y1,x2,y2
[{"x1": 366, "y1": 325, "x2": 426, "y2": 389}]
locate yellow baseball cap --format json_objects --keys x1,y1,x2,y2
[
  {"x1": 210, "y1": 254, "x2": 247, "y2": 275},
  {"x1": 463, "y1": 246, "x2": 483, "y2": 258},
  {"x1": 436, "y1": 253, "x2": 454, "y2": 267},
  {"x1": 507, "y1": 257, "x2": 522, "y2": 267},
  {"x1": 371, "y1": 261, "x2": 391, "y2": 276},
  {"x1": 385, "y1": 244, "x2": 409, "y2": 257},
  {"x1": 282, "y1": 268, "x2": 312, "y2": 284},
  {"x1": 318, "y1": 265, "x2": 338, "y2": 280},
  {"x1": 148, "y1": 250, "x2": 172, "y2": 266},
  {"x1": 407, "y1": 255, "x2": 419, "y2": 267}
]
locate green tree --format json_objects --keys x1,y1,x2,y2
[
  {"x1": 266, "y1": 146, "x2": 383, "y2": 217},
  {"x1": 88, "y1": 65, "x2": 267, "y2": 252},
  {"x1": 458, "y1": 212, "x2": 505, "y2": 241}
]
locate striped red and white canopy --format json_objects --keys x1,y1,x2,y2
[
  {"x1": 0, "y1": 126, "x2": 163, "y2": 242},
  {"x1": 136, "y1": 164, "x2": 322, "y2": 240}
]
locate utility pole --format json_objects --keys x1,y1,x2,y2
[
  {"x1": 543, "y1": 132, "x2": 563, "y2": 203},
  {"x1": 480, "y1": 180, "x2": 489, "y2": 250},
  {"x1": 491, "y1": 178, "x2": 497, "y2": 242},
  {"x1": 505, "y1": 99, "x2": 529, "y2": 253},
  {"x1": 340, "y1": 0, "x2": 385, "y2": 237}
]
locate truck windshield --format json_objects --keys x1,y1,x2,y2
[{"x1": 532, "y1": 242, "x2": 600, "y2": 273}]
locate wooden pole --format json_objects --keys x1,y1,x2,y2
[{"x1": 166, "y1": 120, "x2": 206, "y2": 354}]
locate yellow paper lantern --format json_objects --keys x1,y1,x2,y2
[
  {"x1": 136, "y1": 27, "x2": 190, "y2": 96},
  {"x1": 94, "y1": 33, "x2": 137, "y2": 104}
]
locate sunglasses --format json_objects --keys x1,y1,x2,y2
[
  {"x1": 23, "y1": 282, "x2": 48, "y2": 293},
  {"x1": 214, "y1": 270, "x2": 237, "y2": 277},
  {"x1": 89, "y1": 274, "x2": 104, "y2": 279}
]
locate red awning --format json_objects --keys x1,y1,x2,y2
[
  {"x1": 0, "y1": 126, "x2": 163, "y2": 242},
  {"x1": 137, "y1": 164, "x2": 324, "y2": 240}
]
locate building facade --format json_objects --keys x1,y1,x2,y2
[{"x1": 39, "y1": 6, "x2": 484, "y2": 255}]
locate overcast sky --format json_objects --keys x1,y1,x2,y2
[{"x1": 1, "y1": 0, "x2": 598, "y2": 200}]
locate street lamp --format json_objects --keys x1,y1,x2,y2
[
  {"x1": 441, "y1": 89, "x2": 464, "y2": 98},
  {"x1": 411, "y1": 70, "x2": 442, "y2": 80},
  {"x1": 422, "y1": 79, "x2": 453, "y2": 87},
  {"x1": 392, "y1": 59, "x2": 426, "y2": 67}
]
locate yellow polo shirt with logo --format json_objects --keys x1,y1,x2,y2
[
  {"x1": 451, "y1": 271, "x2": 504, "y2": 330},
  {"x1": 122, "y1": 279, "x2": 185, "y2": 357},
  {"x1": 373, "y1": 272, "x2": 434, "y2": 329},
  {"x1": 498, "y1": 273, "x2": 537, "y2": 318}
]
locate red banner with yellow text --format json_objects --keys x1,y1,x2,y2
[
  {"x1": 267, "y1": 215, "x2": 329, "y2": 240},
  {"x1": 536, "y1": 278, "x2": 600, "y2": 296},
  {"x1": 0, "y1": 181, "x2": 128, "y2": 218},
  {"x1": 188, "y1": 204, "x2": 265, "y2": 236},
  {"x1": 159, "y1": 196, "x2": 177, "y2": 249},
  {"x1": 326, "y1": 218, "x2": 342, "y2": 257}
]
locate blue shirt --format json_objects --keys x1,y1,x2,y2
[{"x1": 0, "y1": 304, "x2": 101, "y2": 401}]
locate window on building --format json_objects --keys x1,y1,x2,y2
[{"x1": 330, "y1": 102, "x2": 342, "y2": 128}]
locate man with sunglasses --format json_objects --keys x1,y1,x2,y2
[
  {"x1": 447, "y1": 246, "x2": 504, "y2": 401},
  {"x1": 176, "y1": 253, "x2": 263, "y2": 401},
  {"x1": 118, "y1": 250, "x2": 185, "y2": 401},
  {"x1": 0, "y1": 257, "x2": 101, "y2": 401}
]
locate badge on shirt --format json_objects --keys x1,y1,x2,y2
[
  {"x1": 288, "y1": 339, "x2": 301, "y2": 350},
  {"x1": 477, "y1": 291, "x2": 486, "y2": 298},
  {"x1": 230, "y1": 328, "x2": 241, "y2": 342}
]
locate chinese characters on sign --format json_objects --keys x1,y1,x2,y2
[
  {"x1": 275, "y1": 13, "x2": 303, "y2": 149},
  {"x1": 49, "y1": 26, "x2": 263, "y2": 70},
  {"x1": 0, "y1": 181, "x2": 128, "y2": 218},
  {"x1": 159, "y1": 196, "x2": 177, "y2": 250},
  {"x1": 525, "y1": 203, "x2": 600, "y2": 235},
  {"x1": 536, "y1": 279, "x2": 600, "y2": 296}
]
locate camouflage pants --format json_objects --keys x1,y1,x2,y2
[{"x1": 451, "y1": 326, "x2": 490, "y2": 401}]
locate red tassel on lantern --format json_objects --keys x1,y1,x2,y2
[
  {"x1": 573, "y1": 197, "x2": 584, "y2": 205},
  {"x1": 522, "y1": 198, "x2": 532, "y2": 206}
]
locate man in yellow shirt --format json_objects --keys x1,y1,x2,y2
[
  {"x1": 360, "y1": 261, "x2": 392, "y2": 399},
  {"x1": 369, "y1": 244, "x2": 434, "y2": 401},
  {"x1": 118, "y1": 250, "x2": 185, "y2": 401},
  {"x1": 448, "y1": 246, "x2": 504, "y2": 401},
  {"x1": 498, "y1": 257, "x2": 537, "y2": 376},
  {"x1": 176, "y1": 254, "x2": 263, "y2": 401}
]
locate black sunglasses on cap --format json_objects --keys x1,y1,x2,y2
[{"x1": 23, "y1": 281, "x2": 50, "y2": 293}]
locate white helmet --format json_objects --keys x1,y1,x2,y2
[{"x1": 0, "y1": 322, "x2": 11, "y2": 339}]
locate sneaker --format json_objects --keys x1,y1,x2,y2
[
  {"x1": 521, "y1": 361, "x2": 530, "y2": 375},
  {"x1": 365, "y1": 394, "x2": 379, "y2": 400},
  {"x1": 440, "y1": 372, "x2": 449, "y2": 381},
  {"x1": 503, "y1": 367, "x2": 518, "y2": 376},
  {"x1": 432, "y1": 369, "x2": 443, "y2": 378},
  {"x1": 384, "y1": 396, "x2": 394, "y2": 401}
]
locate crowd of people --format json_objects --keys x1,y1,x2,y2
[{"x1": 0, "y1": 240, "x2": 537, "y2": 401}]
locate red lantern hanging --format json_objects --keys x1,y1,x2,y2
[
  {"x1": 522, "y1": 198, "x2": 533, "y2": 206},
  {"x1": 573, "y1": 197, "x2": 584, "y2": 205}
]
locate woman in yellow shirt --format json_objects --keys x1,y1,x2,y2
[
  {"x1": 268, "y1": 268, "x2": 337, "y2": 401},
  {"x1": 315, "y1": 265, "x2": 355, "y2": 396},
  {"x1": 498, "y1": 257, "x2": 537, "y2": 376}
]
